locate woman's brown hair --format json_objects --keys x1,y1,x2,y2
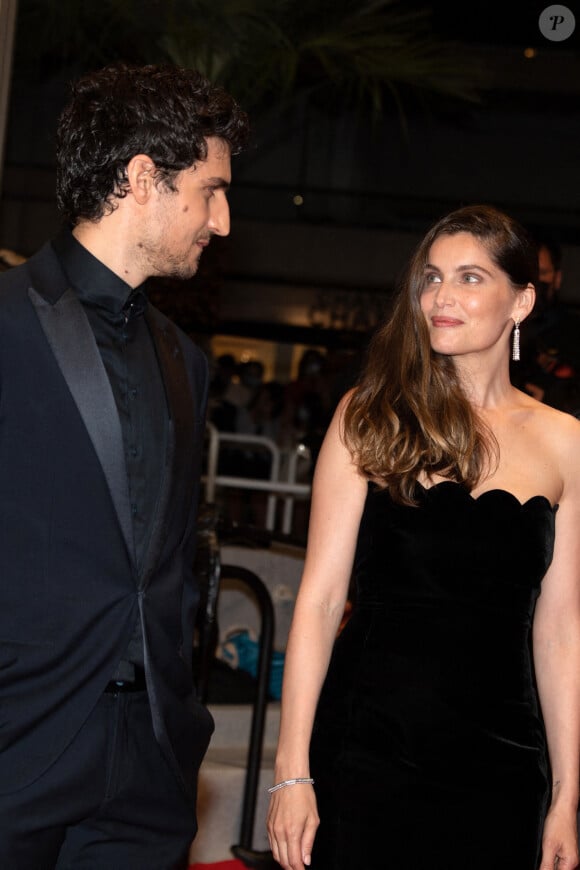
[{"x1": 343, "y1": 204, "x2": 538, "y2": 504}]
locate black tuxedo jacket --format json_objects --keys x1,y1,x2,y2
[{"x1": 0, "y1": 242, "x2": 213, "y2": 797}]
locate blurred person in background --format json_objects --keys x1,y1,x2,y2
[
  {"x1": 0, "y1": 246, "x2": 26, "y2": 271},
  {"x1": 514, "y1": 232, "x2": 580, "y2": 416}
]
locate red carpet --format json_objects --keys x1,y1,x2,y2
[{"x1": 189, "y1": 861, "x2": 246, "y2": 869}]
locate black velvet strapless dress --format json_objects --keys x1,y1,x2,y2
[{"x1": 310, "y1": 481, "x2": 557, "y2": 869}]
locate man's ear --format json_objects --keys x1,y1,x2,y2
[
  {"x1": 125, "y1": 155, "x2": 157, "y2": 204},
  {"x1": 514, "y1": 283, "x2": 536, "y2": 323}
]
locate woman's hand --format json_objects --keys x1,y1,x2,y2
[
  {"x1": 539, "y1": 804, "x2": 579, "y2": 869},
  {"x1": 267, "y1": 784, "x2": 319, "y2": 870}
]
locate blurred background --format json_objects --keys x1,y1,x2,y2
[{"x1": 0, "y1": 0, "x2": 579, "y2": 387}]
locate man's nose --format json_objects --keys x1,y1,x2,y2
[{"x1": 209, "y1": 196, "x2": 230, "y2": 237}]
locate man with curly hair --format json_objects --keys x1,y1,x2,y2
[{"x1": 0, "y1": 63, "x2": 249, "y2": 869}]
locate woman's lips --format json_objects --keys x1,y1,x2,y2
[{"x1": 431, "y1": 316, "x2": 463, "y2": 327}]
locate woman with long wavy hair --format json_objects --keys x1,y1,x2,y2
[{"x1": 267, "y1": 205, "x2": 580, "y2": 870}]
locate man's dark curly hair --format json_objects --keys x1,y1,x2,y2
[{"x1": 56, "y1": 63, "x2": 250, "y2": 226}]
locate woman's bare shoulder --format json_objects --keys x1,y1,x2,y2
[
  {"x1": 331, "y1": 387, "x2": 359, "y2": 438},
  {"x1": 335, "y1": 387, "x2": 357, "y2": 413},
  {"x1": 514, "y1": 388, "x2": 580, "y2": 434},
  {"x1": 521, "y1": 398, "x2": 580, "y2": 478},
  {"x1": 532, "y1": 402, "x2": 580, "y2": 441}
]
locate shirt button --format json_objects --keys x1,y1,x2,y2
[
  {"x1": 131, "y1": 503, "x2": 138, "y2": 516},
  {"x1": 129, "y1": 446, "x2": 138, "y2": 458},
  {"x1": 129, "y1": 388, "x2": 138, "y2": 399}
]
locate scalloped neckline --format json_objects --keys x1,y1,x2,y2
[{"x1": 415, "y1": 480, "x2": 558, "y2": 511}]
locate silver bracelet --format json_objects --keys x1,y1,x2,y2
[{"x1": 268, "y1": 777, "x2": 315, "y2": 794}]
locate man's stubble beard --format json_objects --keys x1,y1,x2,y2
[{"x1": 139, "y1": 237, "x2": 204, "y2": 282}]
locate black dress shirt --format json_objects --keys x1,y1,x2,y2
[{"x1": 52, "y1": 231, "x2": 168, "y2": 679}]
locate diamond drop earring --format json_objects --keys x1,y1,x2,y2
[{"x1": 512, "y1": 318, "x2": 520, "y2": 362}]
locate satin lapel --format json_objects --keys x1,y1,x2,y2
[
  {"x1": 140, "y1": 308, "x2": 196, "y2": 584},
  {"x1": 28, "y1": 286, "x2": 136, "y2": 564}
]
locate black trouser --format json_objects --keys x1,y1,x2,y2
[{"x1": 0, "y1": 691, "x2": 197, "y2": 870}]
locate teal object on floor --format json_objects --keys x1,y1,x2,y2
[{"x1": 220, "y1": 630, "x2": 284, "y2": 700}]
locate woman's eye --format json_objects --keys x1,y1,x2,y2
[
  {"x1": 464, "y1": 273, "x2": 480, "y2": 283},
  {"x1": 424, "y1": 273, "x2": 441, "y2": 284}
]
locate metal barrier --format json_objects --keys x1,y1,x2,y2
[
  {"x1": 203, "y1": 423, "x2": 312, "y2": 536},
  {"x1": 223, "y1": 564, "x2": 277, "y2": 868},
  {"x1": 194, "y1": 509, "x2": 279, "y2": 868}
]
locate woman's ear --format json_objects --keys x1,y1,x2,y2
[{"x1": 514, "y1": 283, "x2": 536, "y2": 324}]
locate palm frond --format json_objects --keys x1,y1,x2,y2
[{"x1": 14, "y1": 0, "x2": 487, "y2": 121}]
